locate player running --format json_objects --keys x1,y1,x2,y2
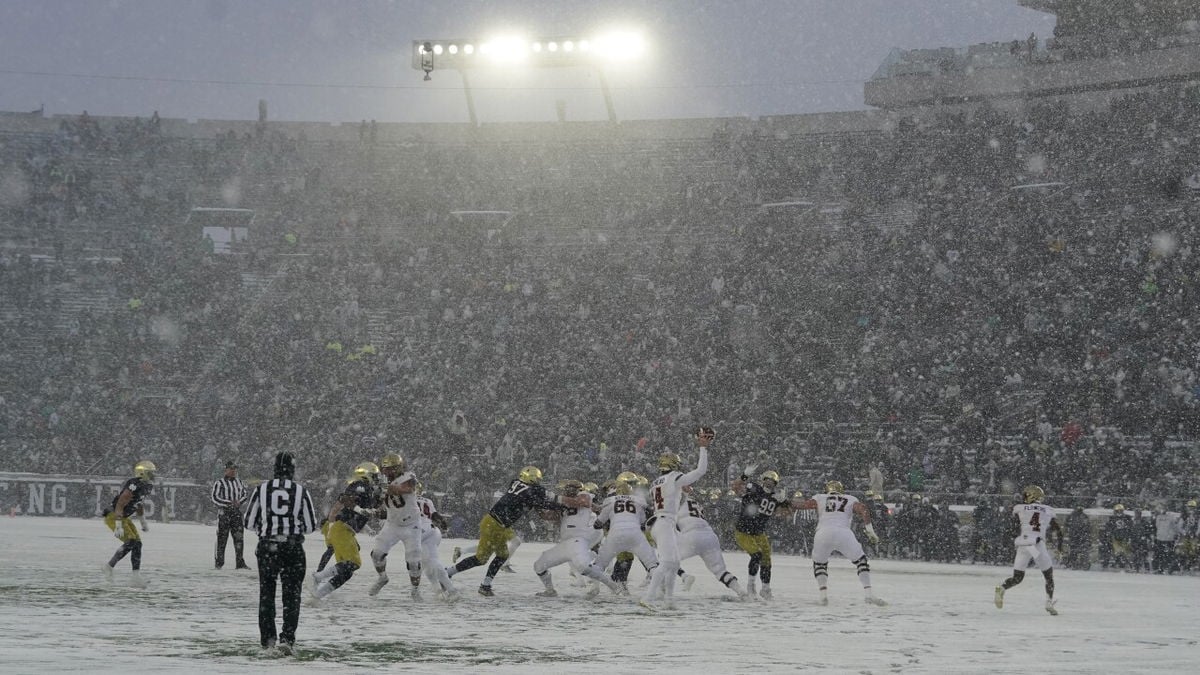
[
  {"x1": 995, "y1": 485, "x2": 1064, "y2": 615},
  {"x1": 310, "y1": 462, "x2": 381, "y2": 602},
  {"x1": 367, "y1": 453, "x2": 425, "y2": 599},
  {"x1": 795, "y1": 481, "x2": 886, "y2": 606}
]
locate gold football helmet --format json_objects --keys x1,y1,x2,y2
[
  {"x1": 354, "y1": 461, "x2": 381, "y2": 480},
  {"x1": 760, "y1": 470, "x2": 781, "y2": 485},
  {"x1": 559, "y1": 479, "x2": 584, "y2": 496},
  {"x1": 1112, "y1": 503, "x2": 1126, "y2": 512},
  {"x1": 134, "y1": 460, "x2": 157, "y2": 482},
  {"x1": 519, "y1": 466, "x2": 543, "y2": 484},
  {"x1": 658, "y1": 453, "x2": 682, "y2": 472},
  {"x1": 616, "y1": 471, "x2": 639, "y2": 484},
  {"x1": 581, "y1": 481, "x2": 599, "y2": 494},
  {"x1": 1022, "y1": 485, "x2": 1045, "y2": 504},
  {"x1": 612, "y1": 480, "x2": 633, "y2": 496},
  {"x1": 793, "y1": 490, "x2": 805, "y2": 500},
  {"x1": 380, "y1": 453, "x2": 406, "y2": 471},
  {"x1": 825, "y1": 480, "x2": 844, "y2": 494}
]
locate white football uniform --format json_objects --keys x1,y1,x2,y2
[
  {"x1": 369, "y1": 471, "x2": 423, "y2": 581},
  {"x1": 416, "y1": 495, "x2": 455, "y2": 593},
  {"x1": 811, "y1": 492, "x2": 866, "y2": 563},
  {"x1": 677, "y1": 495, "x2": 738, "y2": 588},
  {"x1": 589, "y1": 494, "x2": 658, "y2": 573},
  {"x1": 534, "y1": 493, "x2": 607, "y2": 580},
  {"x1": 644, "y1": 447, "x2": 708, "y2": 603},
  {"x1": 1011, "y1": 503, "x2": 1056, "y2": 572}
]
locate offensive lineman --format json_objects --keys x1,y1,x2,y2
[
  {"x1": 641, "y1": 426, "x2": 712, "y2": 610},
  {"x1": 677, "y1": 485, "x2": 748, "y2": 599},
  {"x1": 532, "y1": 480, "x2": 624, "y2": 597},
  {"x1": 101, "y1": 460, "x2": 156, "y2": 588},
  {"x1": 795, "y1": 481, "x2": 886, "y2": 606},
  {"x1": 585, "y1": 476, "x2": 659, "y2": 598},
  {"x1": 367, "y1": 453, "x2": 424, "y2": 598},
  {"x1": 995, "y1": 485, "x2": 1063, "y2": 615}
]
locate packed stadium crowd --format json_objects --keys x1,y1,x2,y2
[{"x1": 2, "y1": 83, "x2": 1199, "y2": 567}]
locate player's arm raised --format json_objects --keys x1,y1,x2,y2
[{"x1": 679, "y1": 427, "x2": 713, "y2": 487}]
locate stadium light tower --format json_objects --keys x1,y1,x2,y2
[{"x1": 411, "y1": 31, "x2": 648, "y2": 125}]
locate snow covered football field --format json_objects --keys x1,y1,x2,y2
[{"x1": 0, "y1": 518, "x2": 1195, "y2": 673}]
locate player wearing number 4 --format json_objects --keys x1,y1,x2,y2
[
  {"x1": 731, "y1": 468, "x2": 793, "y2": 600},
  {"x1": 794, "y1": 481, "x2": 886, "y2": 606},
  {"x1": 367, "y1": 453, "x2": 426, "y2": 599},
  {"x1": 995, "y1": 485, "x2": 1063, "y2": 615},
  {"x1": 640, "y1": 426, "x2": 712, "y2": 610}
]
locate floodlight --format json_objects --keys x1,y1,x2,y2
[
  {"x1": 448, "y1": 44, "x2": 458, "y2": 54},
  {"x1": 464, "y1": 44, "x2": 474, "y2": 55},
  {"x1": 433, "y1": 44, "x2": 444, "y2": 55},
  {"x1": 594, "y1": 31, "x2": 646, "y2": 62},
  {"x1": 564, "y1": 40, "x2": 575, "y2": 52},
  {"x1": 532, "y1": 42, "x2": 542, "y2": 52},
  {"x1": 483, "y1": 35, "x2": 529, "y2": 63},
  {"x1": 578, "y1": 39, "x2": 591, "y2": 52},
  {"x1": 548, "y1": 41, "x2": 559, "y2": 52}
]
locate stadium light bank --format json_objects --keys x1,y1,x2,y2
[{"x1": 411, "y1": 31, "x2": 648, "y2": 125}]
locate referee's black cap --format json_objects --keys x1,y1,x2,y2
[{"x1": 273, "y1": 452, "x2": 295, "y2": 479}]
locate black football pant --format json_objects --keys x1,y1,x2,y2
[
  {"x1": 256, "y1": 538, "x2": 306, "y2": 648},
  {"x1": 215, "y1": 508, "x2": 245, "y2": 568}
]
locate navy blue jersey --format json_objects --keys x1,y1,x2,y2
[
  {"x1": 488, "y1": 479, "x2": 562, "y2": 528},
  {"x1": 110, "y1": 477, "x2": 154, "y2": 518}
]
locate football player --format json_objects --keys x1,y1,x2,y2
[
  {"x1": 367, "y1": 453, "x2": 424, "y2": 599},
  {"x1": 532, "y1": 480, "x2": 623, "y2": 597},
  {"x1": 795, "y1": 480, "x2": 886, "y2": 606},
  {"x1": 585, "y1": 476, "x2": 659, "y2": 599},
  {"x1": 101, "y1": 460, "x2": 156, "y2": 588},
  {"x1": 640, "y1": 426, "x2": 711, "y2": 610},
  {"x1": 447, "y1": 466, "x2": 586, "y2": 596},
  {"x1": 413, "y1": 482, "x2": 458, "y2": 601},
  {"x1": 731, "y1": 468, "x2": 792, "y2": 599},
  {"x1": 995, "y1": 485, "x2": 1063, "y2": 615},
  {"x1": 677, "y1": 485, "x2": 747, "y2": 599},
  {"x1": 310, "y1": 462, "x2": 381, "y2": 601}
]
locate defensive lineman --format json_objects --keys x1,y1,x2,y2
[
  {"x1": 731, "y1": 468, "x2": 792, "y2": 599},
  {"x1": 243, "y1": 452, "x2": 318, "y2": 654},
  {"x1": 367, "y1": 453, "x2": 424, "y2": 598},
  {"x1": 995, "y1": 485, "x2": 1063, "y2": 615},
  {"x1": 641, "y1": 426, "x2": 712, "y2": 609},
  {"x1": 311, "y1": 462, "x2": 381, "y2": 601},
  {"x1": 796, "y1": 481, "x2": 886, "y2": 606},
  {"x1": 532, "y1": 480, "x2": 623, "y2": 597}
]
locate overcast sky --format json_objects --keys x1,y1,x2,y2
[{"x1": 0, "y1": 1, "x2": 1057, "y2": 124}]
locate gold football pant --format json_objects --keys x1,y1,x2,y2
[
  {"x1": 105, "y1": 512, "x2": 140, "y2": 542},
  {"x1": 323, "y1": 520, "x2": 362, "y2": 567},
  {"x1": 735, "y1": 531, "x2": 772, "y2": 566},
  {"x1": 476, "y1": 514, "x2": 516, "y2": 561}
]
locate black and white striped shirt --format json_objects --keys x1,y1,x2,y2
[
  {"x1": 211, "y1": 476, "x2": 248, "y2": 509},
  {"x1": 243, "y1": 478, "x2": 318, "y2": 538}
]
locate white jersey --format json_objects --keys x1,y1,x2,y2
[
  {"x1": 648, "y1": 447, "x2": 708, "y2": 522},
  {"x1": 813, "y1": 493, "x2": 860, "y2": 533},
  {"x1": 677, "y1": 495, "x2": 713, "y2": 534},
  {"x1": 558, "y1": 492, "x2": 597, "y2": 541},
  {"x1": 1012, "y1": 503, "x2": 1055, "y2": 545},
  {"x1": 596, "y1": 494, "x2": 648, "y2": 531},
  {"x1": 383, "y1": 471, "x2": 420, "y2": 527},
  {"x1": 416, "y1": 495, "x2": 438, "y2": 533}
]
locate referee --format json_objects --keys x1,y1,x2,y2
[
  {"x1": 212, "y1": 460, "x2": 249, "y2": 570},
  {"x1": 243, "y1": 451, "x2": 317, "y2": 655}
]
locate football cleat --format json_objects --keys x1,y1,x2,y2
[
  {"x1": 866, "y1": 595, "x2": 888, "y2": 606},
  {"x1": 410, "y1": 586, "x2": 422, "y2": 601},
  {"x1": 452, "y1": 546, "x2": 462, "y2": 562},
  {"x1": 535, "y1": 589, "x2": 558, "y2": 598},
  {"x1": 501, "y1": 563, "x2": 516, "y2": 574},
  {"x1": 994, "y1": 586, "x2": 1005, "y2": 609},
  {"x1": 101, "y1": 563, "x2": 114, "y2": 581},
  {"x1": 759, "y1": 586, "x2": 773, "y2": 601},
  {"x1": 129, "y1": 571, "x2": 148, "y2": 589},
  {"x1": 638, "y1": 600, "x2": 657, "y2": 613},
  {"x1": 477, "y1": 585, "x2": 495, "y2": 597},
  {"x1": 818, "y1": 588, "x2": 828, "y2": 606},
  {"x1": 368, "y1": 574, "x2": 389, "y2": 597},
  {"x1": 681, "y1": 573, "x2": 696, "y2": 592},
  {"x1": 276, "y1": 642, "x2": 294, "y2": 657},
  {"x1": 584, "y1": 584, "x2": 601, "y2": 599},
  {"x1": 1045, "y1": 598, "x2": 1058, "y2": 616}
]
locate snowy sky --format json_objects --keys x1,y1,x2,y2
[{"x1": 0, "y1": 0, "x2": 1057, "y2": 124}]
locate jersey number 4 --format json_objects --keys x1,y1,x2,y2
[{"x1": 1029, "y1": 512, "x2": 1042, "y2": 532}]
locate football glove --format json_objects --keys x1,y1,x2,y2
[
  {"x1": 864, "y1": 523, "x2": 880, "y2": 546},
  {"x1": 113, "y1": 520, "x2": 126, "y2": 540},
  {"x1": 138, "y1": 515, "x2": 149, "y2": 532}
]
